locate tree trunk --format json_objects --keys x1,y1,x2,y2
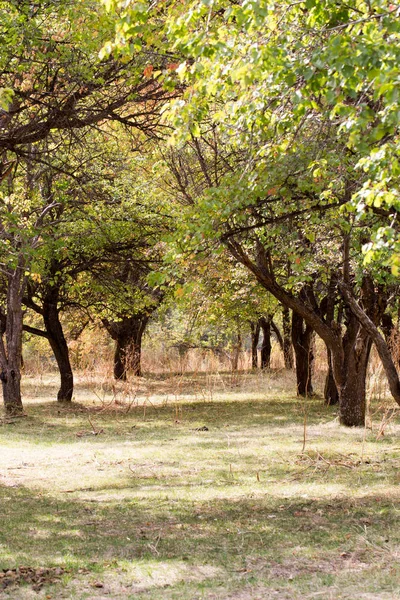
[
  {"x1": 282, "y1": 307, "x2": 294, "y2": 369},
  {"x1": 231, "y1": 332, "x2": 242, "y2": 371},
  {"x1": 0, "y1": 265, "x2": 26, "y2": 415},
  {"x1": 42, "y1": 290, "x2": 73, "y2": 402},
  {"x1": 1, "y1": 366, "x2": 23, "y2": 414},
  {"x1": 104, "y1": 314, "x2": 149, "y2": 381},
  {"x1": 226, "y1": 238, "x2": 399, "y2": 423},
  {"x1": 337, "y1": 327, "x2": 372, "y2": 426},
  {"x1": 114, "y1": 338, "x2": 128, "y2": 381},
  {"x1": 260, "y1": 317, "x2": 272, "y2": 369},
  {"x1": 335, "y1": 275, "x2": 390, "y2": 426},
  {"x1": 250, "y1": 321, "x2": 260, "y2": 369},
  {"x1": 291, "y1": 310, "x2": 314, "y2": 396},
  {"x1": 324, "y1": 349, "x2": 339, "y2": 405},
  {"x1": 339, "y1": 282, "x2": 400, "y2": 408}
]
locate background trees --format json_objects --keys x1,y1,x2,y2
[
  {"x1": 100, "y1": 0, "x2": 400, "y2": 424},
  {"x1": 0, "y1": 0, "x2": 399, "y2": 426},
  {"x1": 0, "y1": 0, "x2": 175, "y2": 413}
]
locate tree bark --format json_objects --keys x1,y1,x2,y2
[
  {"x1": 338, "y1": 324, "x2": 372, "y2": 426},
  {"x1": 335, "y1": 277, "x2": 390, "y2": 425},
  {"x1": 321, "y1": 276, "x2": 339, "y2": 405},
  {"x1": 250, "y1": 321, "x2": 260, "y2": 369},
  {"x1": 282, "y1": 307, "x2": 294, "y2": 369},
  {"x1": 260, "y1": 316, "x2": 272, "y2": 369},
  {"x1": 291, "y1": 310, "x2": 314, "y2": 397},
  {"x1": 42, "y1": 289, "x2": 73, "y2": 402},
  {"x1": 339, "y1": 282, "x2": 400, "y2": 406},
  {"x1": 104, "y1": 314, "x2": 149, "y2": 380},
  {"x1": 114, "y1": 338, "x2": 128, "y2": 381},
  {"x1": 0, "y1": 264, "x2": 26, "y2": 415},
  {"x1": 231, "y1": 331, "x2": 242, "y2": 371},
  {"x1": 23, "y1": 278, "x2": 74, "y2": 402}
]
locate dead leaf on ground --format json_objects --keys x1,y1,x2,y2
[{"x1": 0, "y1": 566, "x2": 68, "y2": 590}]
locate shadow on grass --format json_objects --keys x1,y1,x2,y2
[
  {"x1": 0, "y1": 396, "x2": 338, "y2": 446},
  {"x1": 1, "y1": 380, "x2": 398, "y2": 597},
  {"x1": 1, "y1": 481, "x2": 399, "y2": 598}
]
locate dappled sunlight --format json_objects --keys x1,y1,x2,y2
[
  {"x1": 1, "y1": 478, "x2": 400, "y2": 598},
  {"x1": 1, "y1": 374, "x2": 400, "y2": 597},
  {"x1": 129, "y1": 560, "x2": 224, "y2": 594}
]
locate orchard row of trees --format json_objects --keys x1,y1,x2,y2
[{"x1": 1, "y1": 0, "x2": 400, "y2": 427}]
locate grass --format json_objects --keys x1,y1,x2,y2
[{"x1": 1, "y1": 369, "x2": 400, "y2": 598}]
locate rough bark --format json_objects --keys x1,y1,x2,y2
[
  {"x1": 338, "y1": 319, "x2": 372, "y2": 426},
  {"x1": 0, "y1": 264, "x2": 26, "y2": 414},
  {"x1": 320, "y1": 277, "x2": 339, "y2": 405},
  {"x1": 260, "y1": 317, "x2": 272, "y2": 369},
  {"x1": 104, "y1": 314, "x2": 149, "y2": 380},
  {"x1": 271, "y1": 313, "x2": 294, "y2": 369},
  {"x1": 381, "y1": 313, "x2": 395, "y2": 343},
  {"x1": 250, "y1": 321, "x2": 260, "y2": 369},
  {"x1": 291, "y1": 310, "x2": 315, "y2": 396}
]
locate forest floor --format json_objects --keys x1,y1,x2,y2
[{"x1": 1, "y1": 369, "x2": 400, "y2": 599}]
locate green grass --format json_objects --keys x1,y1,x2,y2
[{"x1": 1, "y1": 371, "x2": 400, "y2": 598}]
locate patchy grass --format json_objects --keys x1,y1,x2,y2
[{"x1": 1, "y1": 370, "x2": 400, "y2": 599}]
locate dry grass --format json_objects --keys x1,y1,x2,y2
[{"x1": 1, "y1": 369, "x2": 400, "y2": 599}]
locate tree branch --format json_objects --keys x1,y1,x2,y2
[{"x1": 23, "y1": 325, "x2": 49, "y2": 339}]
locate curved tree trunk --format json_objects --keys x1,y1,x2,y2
[
  {"x1": 260, "y1": 317, "x2": 272, "y2": 369},
  {"x1": 104, "y1": 314, "x2": 149, "y2": 381},
  {"x1": 226, "y1": 238, "x2": 399, "y2": 425},
  {"x1": 250, "y1": 321, "x2": 260, "y2": 369},
  {"x1": 23, "y1": 277, "x2": 74, "y2": 403},
  {"x1": 291, "y1": 311, "x2": 315, "y2": 397},
  {"x1": 43, "y1": 290, "x2": 73, "y2": 402}
]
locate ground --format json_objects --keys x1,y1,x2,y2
[{"x1": 1, "y1": 370, "x2": 400, "y2": 599}]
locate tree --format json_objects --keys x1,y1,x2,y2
[
  {"x1": 94, "y1": 265, "x2": 163, "y2": 380},
  {"x1": 150, "y1": 0, "x2": 400, "y2": 424},
  {"x1": 0, "y1": 0, "x2": 173, "y2": 413}
]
